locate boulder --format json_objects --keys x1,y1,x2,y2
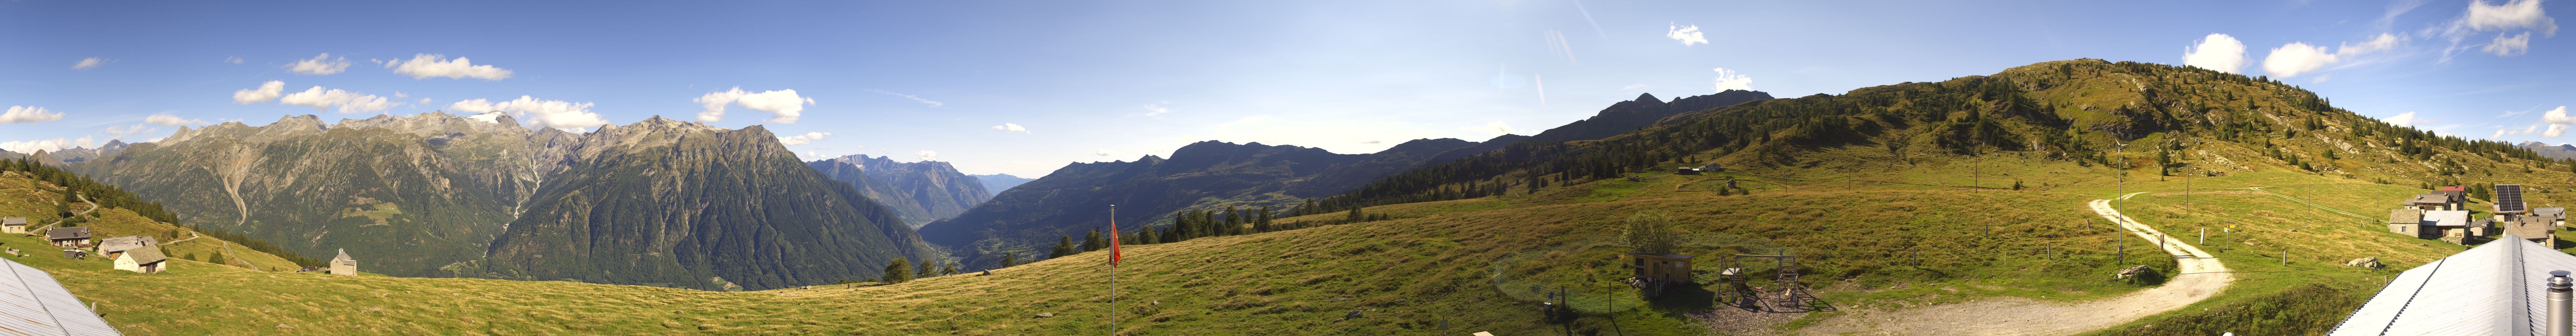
[
  {"x1": 1034, "y1": 312, "x2": 1054, "y2": 318},
  {"x1": 2345, "y1": 257, "x2": 2383, "y2": 269}
]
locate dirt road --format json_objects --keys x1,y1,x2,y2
[{"x1": 1795, "y1": 192, "x2": 2232, "y2": 335}]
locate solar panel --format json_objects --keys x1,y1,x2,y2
[{"x1": 2496, "y1": 184, "x2": 2527, "y2": 214}]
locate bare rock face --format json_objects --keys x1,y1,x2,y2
[
  {"x1": 70, "y1": 113, "x2": 931, "y2": 289},
  {"x1": 808, "y1": 154, "x2": 993, "y2": 227}
]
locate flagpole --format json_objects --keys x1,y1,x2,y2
[{"x1": 1109, "y1": 204, "x2": 1117, "y2": 336}]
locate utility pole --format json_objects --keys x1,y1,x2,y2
[{"x1": 2117, "y1": 142, "x2": 2130, "y2": 214}]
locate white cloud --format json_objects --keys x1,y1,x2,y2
[
  {"x1": 1666, "y1": 24, "x2": 1707, "y2": 46},
  {"x1": 224, "y1": 56, "x2": 244, "y2": 64},
  {"x1": 0, "y1": 106, "x2": 65, "y2": 124},
  {"x1": 2494, "y1": 124, "x2": 2540, "y2": 138},
  {"x1": 232, "y1": 80, "x2": 286, "y2": 104},
  {"x1": 71, "y1": 57, "x2": 104, "y2": 70},
  {"x1": 2182, "y1": 33, "x2": 2250, "y2": 74},
  {"x1": 2543, "y1": 106, "x2": 2576, "y2": 123},
  {"x1": 388, "y1": 54, "x2": 514, "y2": 80},
  {"x1": 102, "y1": 124, "x2": 157, "y2": 139},
  {"x1": 446, "y1": 96, "x2": 608, "y2": 130},
  {"x1": 2262, "y1": 42, "x2": 2339, "y2": 77},
  {"x1": 693, "y1": 87, "x2": 814, "y2": 123},
  {"x1": 393, "y1": 92, "x2": 408, "y2": 98},
  {"x1": 2467, "y1": 0, "x2": 2559, "y2": 35},
  {"x1": 916, "y1": 150, "x2": 938, "y2": 161},
  {"x1": 278, "y1": 86, "x2": 394, "y2": 114},
  {"x1": 0, "y1": 136, "x2": 93, "y2": 154},
  {"x1": 1461, "y1": 121, "x2": 1520, "y2": 136},
  {"x1": 1361, "y1": 140, "x2": 1382, "y2": 144},
  {"x1": 991, "y1": 123, "x2": 1029, "y2": 133},
  {"x1": 2549, "y1": 124, "x2": 2568, "y2": 137},
  {"x1": 1094, "y1": 149, "x2": 1118, "y2": 157},
  {"x1": 2485, "y1": 32, "x2": 2533, "y2": 55},
  {"x1": 1129, "y1": 104, "x2": 1171, "y2": 118},
  {"x1": 2387, "y1": 111, "x2": 2425, "y2": 126},
  {"x1": 144, "y1": 114, "x2": 207, "y2": 126},
  {"x1": 288, "y1": 53, "x2": 351, "y2": 75},
  {"x1": 418, "y1": 98, "x2": 432, "y2": 105},
  {"x1": 776, "y1": 132, "x2": 830, "y2": 145},
  {"x1": 1711, "y1": 68, "x2": 1754, "y2": 92},
  {"x1": 2340, "y1": 33, "x2": 2403, "y2": 54},
  {"x1": 864, "y1": 89, "x2": 943, "y2": 107}
]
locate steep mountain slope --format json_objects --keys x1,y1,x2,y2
[
  {"x1": 73, "y1": 113, "x2": 544, "y2": 277},
  {"x1": 918, "y1": 138, "x2": 1501, "y2": 266},
  {"x1": 807, "y1": 154, "x2": 991, "y2": 226},
  {"x1": 968, "y1": 173, "x2": 1035, "y2": 193},
  {"x1": 483, "y1": 118, "x2": 930, "y2": 290},
  {"x1": 68, "y1": 113, "x2": 929, "y2": 288}
]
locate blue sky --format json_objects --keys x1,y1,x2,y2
[{"x1": 0, "y1": 0, "x2": 2564, "y2": 177}]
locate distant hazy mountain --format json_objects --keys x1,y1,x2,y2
[
  {"x1": 917, "y1": 138, "x2": 1504, "y2": 267},
  {"x1": 968, "y1": 173, "x2": 1035, "y2": 193},
  {"x1": 70, "y1": 113, "x2": 930, "y2": 289},
  {"x1": 2522, "y1": 141, "x2": 2576, "y2": 160},
  {"x1": 808, "y1": 155, "x2": 993, "y2": 227}
]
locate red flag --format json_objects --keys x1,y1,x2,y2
[{"x1": 1109, "y1": 215, "x2": 1123, "y2": 266}]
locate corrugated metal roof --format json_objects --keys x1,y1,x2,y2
[
  {"x1": 2331, "y1": 235, "x2": 2576, "y2": 336},
  {"x1": 0, "y1": 256, "x2": 120, "y2": 336},
  {"x1": 2428, "y1": 210, "x2": 2473, "y2": 227}
]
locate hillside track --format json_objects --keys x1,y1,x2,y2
[{"x1": 1797, "y1": 192, "x2": 2233, "y2": 336}]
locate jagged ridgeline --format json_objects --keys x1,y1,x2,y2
[
  {"x1": 70, "y1": 113, "x2": 931, "y2": 290},
  {"x1": 1316, "y1": 59, "x2": 2560, "y2": 209}
]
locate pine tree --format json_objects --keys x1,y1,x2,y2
[
  {"x1": 1346, "y1": 207, "x2": 1363, "y2": 223},
  {"x1": 918, "y1": 259, "x2": 936, "y2": 278},
  {"x1": 1255, "y1": 207, "x2": 1274, "y2": 233},
  {"x1": 1139, "y1": 226, "x2": 1160, "y2": 244},
  {"x1": 882, "y1": 259, "x2": 913, "y2": 284},
  {"x1": 1001, "y1": 253, "x2": 1019, "y2": 268},
  {"x1": 1050, "y1": 235, "x2": 1076, "y2": 258},
  {"x1": 1082, "y1": 229, "x2": 1104, "y2": 251}
]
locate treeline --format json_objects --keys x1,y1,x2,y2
[
  {"x1": 0, "y1": 158, "x2": 326, "y2": 267},
  {"x1": 1031, "y1": 205, "x2": 1402, "y2": 262}
]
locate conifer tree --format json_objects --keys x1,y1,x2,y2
[
  {"x1": 1139, "y1": 226, "x2": 1160, "y2": 244},
  {"x1": 1255, "y1": 207, "x2": 1274, "y2": 233},
  {"x1": 1050, "y1": 235, "x2": 1076, "y2": 258},
  {"x1": 1082, "y1": 228, "x2": 1104, "y2": 251}
]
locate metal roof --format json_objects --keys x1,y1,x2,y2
[
  {"x1": 2426, "y1": 210, "x2": 2473, "y2": 227},
  {"x1": 0, "y1": 218, "x2": 21, "y2": 226},
  {"x1": 2536, "y1": 207, "x2": 2566, "y2": 219},
  {"x1": 94, "y1": 237, "x2": 151, "y2": 254},
  {"x1": 2330, "y1": 235, "x2": 2576, "y2": 336},
  {"x1": 0, "y1": 255, "x2": 121, "y2": 336}
]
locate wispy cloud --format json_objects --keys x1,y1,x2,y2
[
  {"x1": 288, "y1": 53, "x2": 351, "y2": 75},
  {"x1": 1128, "y1": 104, "x2": 1172, "y2": 118},
  {"x1": 0, "y1": 106, "x2": 65, "y2": 124},
  {"x1": 991, "y1": 123, "x2": 1029, "y2": 134},
  {"x1": 144, "y1": 114, "x2": 207, "y2": 126},
  {"x1": 776, "y1": 132, "x2": 831, "y2": 145},
  {"x1": 1544, "y1": 30, "x2": 1579, "y2": 65},
  {"x1": 866, "y1": 89, "x2": 944, "y2": 107},
  {"x1": 71, "y1": 57, "x2": 106, "y2": 70},
  {"x1": 387, "y1": 54, "x2": 514, "y2": 80}
]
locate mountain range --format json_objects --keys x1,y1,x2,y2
[
  {"x1": 917, "y1": 90, "x2": 1772, "y2": 266},
  {"x1": 968, "y1": 173, "x2": 1035, "y2": 193},
  {"x1": 807, "y1": 154, "x2": 994, "y2": 227},
  {"x1": 62, "y1": 112, "x2": 930, "y2": 290},
  {"x1": 2520, "y1": 141, "x2": 2576, "y2": 160}
]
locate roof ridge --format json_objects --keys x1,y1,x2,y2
[{"x1": 2372, "y1": 258, "x2": 2450, "y2": 336}]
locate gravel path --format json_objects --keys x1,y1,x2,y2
[{"x1": 1793, "y1": 192, "x2": 2233, "y2": 335}]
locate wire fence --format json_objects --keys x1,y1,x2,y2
[{"x1": 1489, "y1": 233, "x2": 1788, "y2": 313}]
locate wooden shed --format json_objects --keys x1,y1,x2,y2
[{"x1": 1628, "y1": 253, "x2": 1695, "y2": 284}]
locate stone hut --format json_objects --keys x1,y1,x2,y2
[
  {"x1": 97, "y1": 235, "x2": 156, "y2": 260},
  {"x1": 330, "y1": 248, "x2": 356, "y2": 275},
  {"x1": 44, "y1": 227, "x2": 90, "y2": 248},
  {"x1": 2536, "y1": 207, "x2": 2567, "y2": 227},
  {"x1": 2507, "y1": 216, "x2": 2555, "y2": 243},
  {"x1": 113, "y1": 246, "x2": 166, "y2": 274},
  {"x1": 2388, "y1": 209, "x2": 2432, "y2": 239},
  {"x1": 1, "y1": 217, "x2": 24, "y2": 234}
]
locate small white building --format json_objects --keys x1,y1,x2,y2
[
  {"x1": 330, "y1": 248, "x2": 356, "y2": 275},
  {"x1": 112, "y1": 245, "x2": 166, "y2": 274},
  {"x1": 0, "y1": 217, "x2": 24, "y2": 234}
]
